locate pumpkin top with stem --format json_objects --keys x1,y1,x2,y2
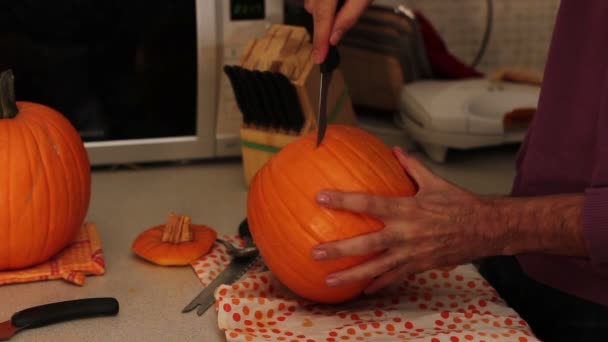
[
  {"x1": 132, "y1": 213, "x2": 218, "y2": 266},
  {"x1": 0, "y1": 69, "x2": 19, "y2": 119}
]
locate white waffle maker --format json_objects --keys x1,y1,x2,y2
[{"x1": 398, "y1": 78, "x2": 541, "y2": 162}]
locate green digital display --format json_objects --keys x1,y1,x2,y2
[{"x1": 231, "y1": 0, "x2": 265, "y2": 21}]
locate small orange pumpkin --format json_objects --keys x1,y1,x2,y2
[
  {"x1": 0, "y1": 69, "x2": 91, "y2": 270},
  {"x1": 132, "y1": 213, "x2": 217, "y2": 266},
  {"x1": 247, "y1": 125, "x2": 417, "y2": 303}
]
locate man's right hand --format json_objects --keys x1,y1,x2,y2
[{"x1": 304, "y1": 0, "x2": 374, "y2": 64}]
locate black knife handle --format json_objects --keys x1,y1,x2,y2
[
  {"x1": 319, "y1": 0, "x2": 344, "y2": 73},
  {"x1": 320, "y1": 46, "x2": 340, "y2": 74},
  {"x1": 11, "y1": 298, "x2": 119, "y2": 329}
]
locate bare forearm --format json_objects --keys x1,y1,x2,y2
[{"x1": 484, "y1": 194, "x2": 588, "y2": 257}]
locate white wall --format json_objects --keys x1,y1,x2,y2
[{"x1": 375, "y1": 0, "x2": 560, "y2": 74}]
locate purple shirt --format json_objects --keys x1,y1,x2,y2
[{"x1": 513, "y1": 0, "x2": 608, "y2": 306}]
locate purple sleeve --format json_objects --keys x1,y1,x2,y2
[{"x1": 583, "y1": 187, "x2": 608, "y2": 264}]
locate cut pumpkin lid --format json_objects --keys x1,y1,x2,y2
[{"x1": 132, "y1": 213, "x2": 217, "y2": 266}]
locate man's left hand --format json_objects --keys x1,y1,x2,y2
[{"x1": 313, "y1": 147, "x2": 501, "y2": 294}]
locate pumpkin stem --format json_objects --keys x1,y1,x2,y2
[
  {"x1": 161, "y1": 213, "x2": 193, "y2": 243},
  {"x1": 0, "y1": 69, "x2": 19, "y2": 119}
]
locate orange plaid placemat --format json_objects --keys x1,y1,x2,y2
[{"x1": 0, "y1": 222, "x2": 105, "y2": 286}]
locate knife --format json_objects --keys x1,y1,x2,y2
[
  {"x1": 223, "y1": 65, "x2": 252, "y2": 126},
  {"x1": 316, "y1": 46, "x2": 340, "y2": 146},
  {"x1": 0, "y1": 297, "x2": 119, "y2": 341},
  {"x1": 316, "y1": 1, "x2": 345, "y2": 146},
  {"x1": 260, "y1": 70, "x2": 292, "y2": 132},
  {"x1": 245, "y1": 69, "x2": 272, "y2": 129},
  {"x1": 274, "y1": 72, "x2": 306, "y2": 133},
  {"x1": 234, "y1": 66, "x2": 265, "y2": 128},
  {"x1": 253, "y1": 70, "x2": 281, "y2": 130}
]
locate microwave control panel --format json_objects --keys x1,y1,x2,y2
[{"x1": 216, "y1": 0, "x2": 284, "y2": 157}]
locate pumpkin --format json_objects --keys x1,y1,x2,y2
[
  {"x1": 0, "y1": 69, "x2": 91, "y2": 270},
  {"x1": 247, "y1": 125, "x2": 417, "y2": 303},
  {"x1": 132, "y1": 213, "x2": 217, "y2": 266}
]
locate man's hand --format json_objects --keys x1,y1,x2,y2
[
  {"x1": 312, "y1": 147, "x2": 502, "y2": 294},
  {"x1": 304, "y1": 0, "x2": 373, "y2": 63}
]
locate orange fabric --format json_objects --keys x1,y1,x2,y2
[{"x1": 0, "y1": 223, "x2": 105, "y2": 286}]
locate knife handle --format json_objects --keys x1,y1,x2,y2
[
  {"x1": 320, "y1": 46, "x2": 340, "y2": 74},
  {"x1": 11, "y1": 297, "x2": 119, "y2": 329},
  {"x1": 319, "y1": 0, "x2": 344, "y2": 73}
]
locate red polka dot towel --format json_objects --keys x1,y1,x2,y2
[{"x1": 191, "y1": 235, "x2": 539, "y2": 342}]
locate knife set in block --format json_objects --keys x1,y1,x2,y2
[{"x1": 223, "y1": 24, "x2": 357, "y2": 186}]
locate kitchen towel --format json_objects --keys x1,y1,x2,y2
[
  {"x1": 0, "y1": 222, "x2": 105, "y2": 286},
  {"x1": 191, "y1": 235, "x2": 539, "y2": 342}
]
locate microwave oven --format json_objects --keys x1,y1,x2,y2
[{"x1": 0, "y1": 0, "x2": 284, "y2": 166}]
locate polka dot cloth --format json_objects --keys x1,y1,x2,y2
[
  {"x1": 191, "y1": 235, "x2": 539, "y2": 342},
  {"x1": 191, "y1": 234, "x2": 266, "y2": 287}
]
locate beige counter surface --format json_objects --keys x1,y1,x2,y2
[{"x1": 0, "y1": 145, "x2": 518, "y2": 342}]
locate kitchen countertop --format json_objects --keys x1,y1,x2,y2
[{"x1": 0, "y1": 144, "x2": 519, "y2": 342}]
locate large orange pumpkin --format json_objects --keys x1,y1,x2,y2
[
  {"x1": 247, "y1": 125, "x2": 417, "y2": 303},
  {"x1": 0, "y1": 70, "x2": 91, "y2": 270}
]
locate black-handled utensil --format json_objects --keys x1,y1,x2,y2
[
  {"x1": 320, "y1": 46, "x2": 341, "y2": 75},
  {"x1": 252, "y1": 70, "x2": 281, "y2": 130},
  {"x1": 232, "y1": 66, "x2": 259, "y2": 127},
  {"x1": 275, "y1": 72, "x2": 306, "y2": 133},
  {"x1": 246, "y1": 69, "x2": 272, "y2": 128},
  {"x1": 0, "y1": 297, "x2": 119, "y2": 341},
  {"x1": 266, "y1": 71, "x2": 297, "y2": 133},
  {"x1": 262, "y1": 71, "x2": 289, "y2": 131},
  {"x1": 238, "y1": 218, "x2": 267, "y2": 272},
  {"x1": 238, "y1": 218, "x2": 253, "y2": 246},
  {"x1": 224, "y1": 65, "x2": 306, "y2": 133},
  {"x1": 316, "y1": 0, "x2": 345, "y2": 146},
  {"x1": 234, "y1": 66, "x2": 267, "y2": 128},
  {"x1": 223, "y1": 65, "x2": 252, "y2": 126}
]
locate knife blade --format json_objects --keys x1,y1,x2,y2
[
  {"x1": 316, "y1": 45, "x2": 340, "y2": 146},
  {"x1": 0, "y1": 297, "x2": 119, "y2": 341},
  {"x1": 316, "y1": 0, "x2": 345, "y2": 146},
  {"x1": 182, "y1": 253, "x2": 260, "y2": 316}
]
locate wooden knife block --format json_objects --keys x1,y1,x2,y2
[{"x1": 237, "y1": 24, "x2": 357, "y2": 186}]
